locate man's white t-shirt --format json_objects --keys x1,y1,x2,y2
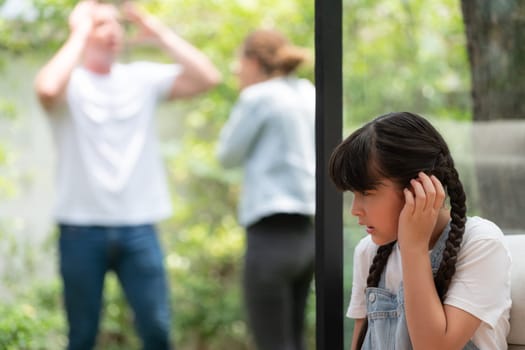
[
  {"x1": 48, "y1": 62, "x2": 181, "y2": 225},
  {"x1": 347, "y1": 216, "x2": 512, "y2": 350}
]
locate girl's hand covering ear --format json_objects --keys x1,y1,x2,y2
[{"x1": 397, "y1": 172, "x2": 446, "y2": 251}]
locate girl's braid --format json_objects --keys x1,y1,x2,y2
[
  {"x1": 356, "y1": 241, "x2": 397, "y2": 349},
  {"x1": 366, "y1": 241, "x2": 397, "y2": 287},
  {"x1": 434, "y1": 154, "x2": 467, "y2": 301}
]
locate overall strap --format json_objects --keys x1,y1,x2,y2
[
  {"x1": 377, "y1": 222, "x2": 452, "y2": 289},
  {"x1": 430, "y1": 221, "x2": 451, "y2": 272}
]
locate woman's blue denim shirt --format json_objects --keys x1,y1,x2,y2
[{"x1": 217, "y1": 76, "x2": 316, "y2": 227}]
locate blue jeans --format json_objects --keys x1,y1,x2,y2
[{"x1": 58, "y1": 224, "x2": 172, "y2": 350}]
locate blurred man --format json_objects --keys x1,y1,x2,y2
[{"x1": 34, "y1": 1, "x2": 221, "y2": 349}]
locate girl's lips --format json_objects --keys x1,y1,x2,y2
[{"x1": 358, "y1": 222, "x2": 374, "y2": 234}]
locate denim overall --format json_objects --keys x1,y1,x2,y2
[{"x1": 361, "y1": 224, "x2": 480, "y2": 350}]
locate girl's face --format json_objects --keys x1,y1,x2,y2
[{"x1": 350, "y1": 178, "x2": 405, "y2": 245}]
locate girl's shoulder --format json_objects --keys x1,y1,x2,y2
[
  {"x1": 464, "y1": 216, "x2": 505, "y2": 242},
  {"x1": 461, "y1": 216, "x2": 511, "y2": 259}
]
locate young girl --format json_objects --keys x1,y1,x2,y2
[{"x1": 329, "y1": 112, "x2": 512, "y2": 350}]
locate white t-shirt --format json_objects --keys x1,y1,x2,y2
[
  {"x1": 48, "y1": 62, "x2": 181, "y2": 225},
  {"x1": 347, "y1": 216, "x2": 512, "y2": 350}
]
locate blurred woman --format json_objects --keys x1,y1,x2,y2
[{"x1": 217, "y1": 29, "x2": 316, "y2": 350}]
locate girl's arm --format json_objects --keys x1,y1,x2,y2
[
  {"x1": 351, "y1": 318, "x2": 365, "y2": 350},
  {"x1": 398, "y1": 173, "x2": 481, "y2": 349},
  {"x1": 401, "y1": 248, "x2": 481, "y2": 349}
]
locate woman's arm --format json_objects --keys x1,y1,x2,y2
[{"x1": 216, "y1": 101, "x2": 264, "y2": 168}]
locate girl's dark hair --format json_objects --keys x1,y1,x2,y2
[
  {"x1": 328, "y1": 112, "x2": 467, "y2": 349},
  {"x1": 242, "y1": 29, "x2": 309, "y2": 75}
]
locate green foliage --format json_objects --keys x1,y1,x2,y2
[
  {"x1": 166, "y1": 221, "x2": 247, "y2": 348},
  {"x1": 0, "y1": 282, "x2": 66, "y2": 350},
  {"x1": 342, "y1": 0, "x2": 470, "y2": 126},
  {"x1": 160, "y1": 128, "x2": 249, "y2": 348},
  {"x1": 0, "y1": 0, "x2": 70, "y2": 54},
  {"x1": 0, "y1": 100, "x2": 16, "y2": 120},
  {"x1": 0, "y1": 149, "x2": 16, "y2": 198},
  {"x1": 0, "y1": 101, "x2": 17, "y2": 197}
]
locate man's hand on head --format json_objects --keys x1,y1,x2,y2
[{"x1": 68, "y1": 0, "x2": 97, "y2": 35}]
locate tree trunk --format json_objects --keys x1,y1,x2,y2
[
  {"x1": 461, "y1": 0, "x2": 525, "y2": 121},
  {"x1": 461, "y1": 0, "x2": 525, "y2": 233}
]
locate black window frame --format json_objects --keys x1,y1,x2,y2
[{"x1": 315, "y1": 0, "x2": 343, "y2": 349}]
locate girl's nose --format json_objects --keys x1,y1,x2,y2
[{"x1": 350, "y1": 196, "x2": 364, "y2": 217}]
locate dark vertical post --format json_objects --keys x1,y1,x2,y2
[{"x1": 315, "y1": 0, "x2": 343, "y2": 349}]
